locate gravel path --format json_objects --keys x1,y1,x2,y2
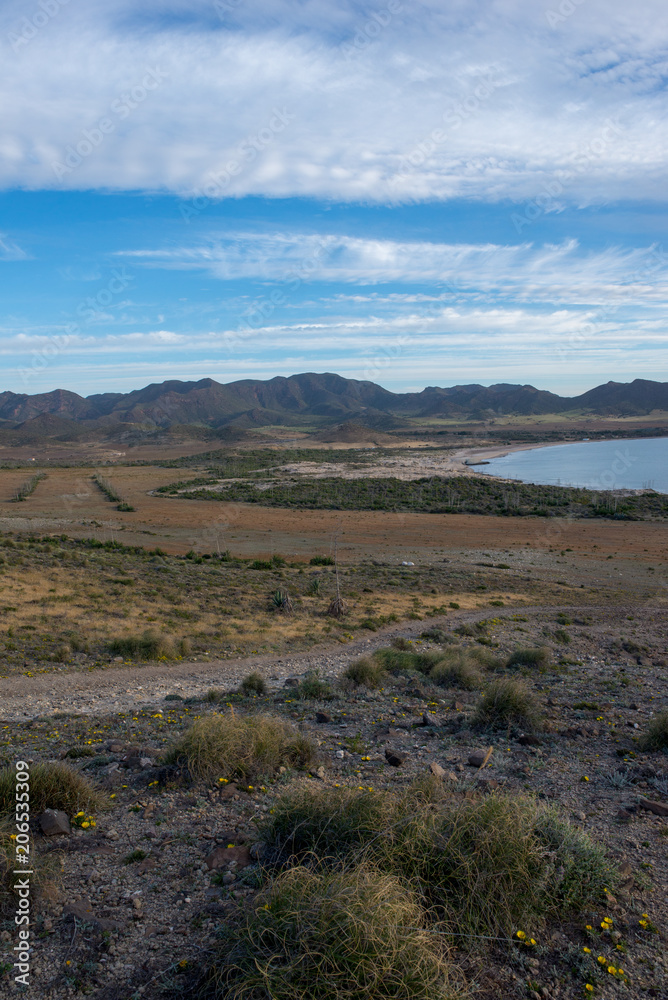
[{"x1": 0, "y1": 602, "x2": 643, "y2": 720}]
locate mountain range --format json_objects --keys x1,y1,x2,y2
[{"x1": 0, "y1": 374, "x2": 666, "y2": 437}]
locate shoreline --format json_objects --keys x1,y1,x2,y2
[{"x1": 455, "y1": 437, "x2": 667, "y2": 495}]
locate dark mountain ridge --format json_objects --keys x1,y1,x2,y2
[{"x1": 0, "y1": 374, "x2": 666, "y2": 432}]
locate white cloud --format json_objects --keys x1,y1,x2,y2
[
  {"x1": 1, "y1": 0, "x2": 667, "y2": 202},
  {"x1": 0, "y1": 233, "x2": 29, "y2": 260},
  {"x1": 118, "y1": 232, "x2": 668, "y2": 305}
]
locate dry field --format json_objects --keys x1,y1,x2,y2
[{"x1": 0, "y1": 447, "x2": 666, "y2": 1000}]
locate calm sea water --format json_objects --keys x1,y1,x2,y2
[{"x1": 481, "y1": 437, "x2": 668, "y2": 494}]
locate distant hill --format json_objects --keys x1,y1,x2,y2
[{"x1": 0, "y1": 374, "x2": 666, "y2": 436}]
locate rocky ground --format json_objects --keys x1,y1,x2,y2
[{"x1": 0, "y1": 601, "x2": 666, "y2": 999}]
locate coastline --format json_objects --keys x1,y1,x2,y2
[{"x1": 451, "y1": 439, "x2": 558, "y2": 473}]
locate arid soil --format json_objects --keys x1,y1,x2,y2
[
  {"x1": 0, "y1": 602, "x2": 666, "y2": 999},
  {"x1": 0, "y1": 446, "x2": 666, "y2": 1000},
  {"x1": 1, "y1": 465, "x2": 668, "y2": 561}
]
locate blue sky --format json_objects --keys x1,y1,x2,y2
[{"x1": 1, "y1": 0, "x2": 667, "y2": 397}]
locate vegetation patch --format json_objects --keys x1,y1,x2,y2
[
  {"x1": 239, "y1": 672, "x2": 267, "y2": 696},
  {"x1": 197, "y1": 863, "x2": 458, "y2": 1000},
  {"x1": 344, "y1": 657, "x2": 387, "y2": 689},
  {"x1": 471, "y1": 678, "x2": 543, "y2": 733},
  {"x1": 638, "y1": 710, "x2": 668, "y2": 751},
  {"x1": 263, "y1": 781, "x2": 615, "y2": 939},
  {"x1": 164, "y1": 712, "x2": 316, "y2": 782},
  {"x1": 0, "y1": 762, "x2": 101, "y2": 817},
  {"x1": 293, "y1": 671, "x2": 334, "y2": 701},
  {"x1": 506, "y1": 647, "x2": 551, "y2": 670},
  {"x1": 108, "y1": 630, "x2": 189, "y2": 660},
  {"x1": 429, "y1": 651, "x2": 483, "y2": 690}
]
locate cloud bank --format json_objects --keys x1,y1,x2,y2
[{"x1": 2, "y1": 0, "x2": 667, "y2": 203}]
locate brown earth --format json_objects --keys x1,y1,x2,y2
[{"x1": 1, "y1": 465, "x2": 668, "y2": 563}]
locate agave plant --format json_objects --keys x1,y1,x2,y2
[{"x1": 271, "y1": 590, "x2": 294, "y2": 614}]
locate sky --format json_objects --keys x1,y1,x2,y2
[{"x1": 1, "y1": 0, "x2": 667, "y2": 398}]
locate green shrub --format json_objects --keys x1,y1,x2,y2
[
  {"x1": 0, "y1": 762, "x2": 101, "y2": 817},
  {"x1": 373, "y1": 647, "x2": 443, "y2": 676},
  {"x1": 205, "y1": 688, "x2": 226, "y2": 704},
  {"x1": 309, "y1": 555, "x2": 334, "y2": 566},
  {"x1": 294, "y1": 671, "x2": 333, "y2": 701},
  {"x1": 638, "y1": 710, "x2": 668, "y2": 751},
  {"x1": 420, "y1": 628, "x2": 452, "y2": 644},
  {"x1": 164, "y1": 712, "x2": 316, "y2": 782},
  {"x1": 203, "y1": 864, "x2": 457, "y2": 1000},
  {"x1": 240, "y1": 672, "x2": 267, "y2": 696},
  {"x1": 264, "y1": 783, "x2": 616, "y2": 939},
  {"x1": 471, "y1": 679, "x2": 542, "y2": 733},
  {"x1": 429, "y1": 651, "x2": 482, "y2": 691},
  {"x1": 344, "y1": 657, "x2": 387, "y2": 689},
  {"x1": 506, "y1": 647, "x2": 550, "y2": 670}
]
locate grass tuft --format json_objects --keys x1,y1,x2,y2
[
  {"x1": 108, "y1": 630, "x2": 189, "y2": 660},
  {"x1": 344, "y1": 657, "x2": 387, "y2": 689},
  {"x1": 294, "y1": 670, "x2": 334, "y2": 701},
  {"x1": 263, "y1": 782, "x2": 616, "y2": 940},
  {"x1": 0, "y1": 762, "x2": 101, "y2": 817},
  {"x1": 506, "y1": 647, "x2": 550, "y2": 670},
  {"x1": 428, "y1": 649, "x2": 483, "y2": 690},
  {"x1": 239, "y1": 672, "x2": 267, "y2": 696},
  {"x1": 164, "y1": 712, "x2": 317, "y2": 782},
  {"x1": 638, "y1": 709, "x2": 668, "y2": 751},
  {"x1": 374, "y1": 647, "x2": 443, "y2": 676},
  {"x1": 471, "y1": 678, "x2": 543, "y2": 733},
  {"x1": 202, "y1": 864, "x2": 457, "y2": 1000}
]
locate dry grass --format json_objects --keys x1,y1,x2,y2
[
  {"x1": 428, "y1": 649, "x2": 483, "y2": 690},
  {"x1": 373, "y1": 647, "x2": 444, "y2": 676},
  {"x1": 638, "y1": 709, "x2": 668, "y2": 751},
  {"x1": 505, "y1": 647, "x2": 551, "y2": 670},
  {"x1": 263, "y1": 782, "x2": 616, "y2": 940},
  {"x1": 239, "y1": 672, "x2": 268, "y2": 696},
  {"x1": 344, "y1": 657, "x2": 387, "y2": 689},
  {"x1": 201, "y1": 864, "x2": 459, "y2": 1000},
  {"x1": 164, "y1": 712, "x2": 317, "y2": 782},
  {"x1": 0, "y1": 762, "x2": 102, "y2": 817},
  {"x1": 108, "y1": 630, "x2": 190, "y2": 660},
  {"x1": 471, "y1": 678, "x2": 543, "y2": 733}
]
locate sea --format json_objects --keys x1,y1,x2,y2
[{"x1": 481, "y1": 437, "x2": 668, "y2": 494}]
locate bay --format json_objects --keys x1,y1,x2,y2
[{"x1": 482, "y1": 437, "x2": 668, "y2": 494}]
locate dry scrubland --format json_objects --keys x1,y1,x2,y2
[{"x1": 0, "y1": 448, "x2": 666, "y2": 999}]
